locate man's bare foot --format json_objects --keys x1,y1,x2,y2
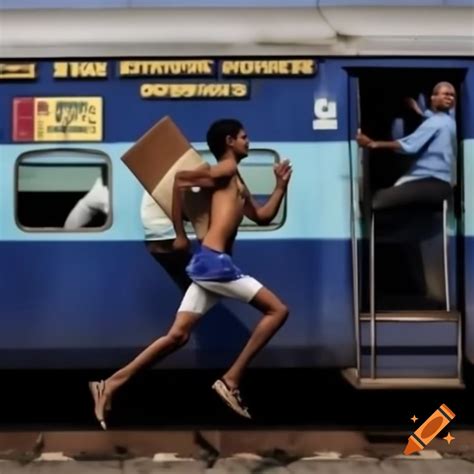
[{"x1": 88, "y1": 380, "x2": 110, "y2": 430}]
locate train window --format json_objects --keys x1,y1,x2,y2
[
  {"x1": 196, "y1": 148, "x2": 286, "y2": 231},
  {"x1": 16, "y1": 149, "x2": 111, "y2": 232}
]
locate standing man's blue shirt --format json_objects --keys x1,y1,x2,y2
[{"x1": 397, "y1": 111, "x2": 457, "y2": 185}]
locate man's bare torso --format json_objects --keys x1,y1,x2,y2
[{"x1": 201, "y1": 174, "x2": 246, "y2": 254}]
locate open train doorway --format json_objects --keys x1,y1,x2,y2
[
  {"x1": 346, "y1": 67, "x2": 466, "y2": 388},
  {"x1": 358, "y1": 68, "x2": 465, "y2": 311}
]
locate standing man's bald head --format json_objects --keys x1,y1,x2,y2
[{"x1": 433, "y1": 82, "x2": 455, "y2": 95}]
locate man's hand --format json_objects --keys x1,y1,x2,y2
[
  {"x1": 404, "y1": 97, "x2": 423, "y2": 117},
  {"x1": 274, "y1": 159, "x2": 292, "y2": 189},
  {"x1": 356, "y1": 129, "x2": 374, "y2": 148},
  {"x1": 173, "y1": 235, "x2": 190, "y2": 253}
]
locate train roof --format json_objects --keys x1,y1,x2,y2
[{"x1": 0, "y1": 2, "x2": 473, "y2": 57}]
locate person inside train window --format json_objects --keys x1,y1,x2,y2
[
  {"x1": 89, "y1": 119, "x2": 292, "y2": 428},
  {"x1": 140, "y1": 190, "x2": 192, "y2": 292},
  {"x1": 63, "y1": 172, "x2": 109, "y2": 229},
  {"x1": 357, "y1": 82, "x2": 456, "y2": 210}
]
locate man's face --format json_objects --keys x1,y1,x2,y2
[
  {"x1": 228, "y1": 129, "x2": 249, "y2": 160},
  {"x1": 431, "y1": 85, "x2": 456, "y2": 112}
]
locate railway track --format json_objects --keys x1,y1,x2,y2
[{"x1": 0, "y1": 429, "x2": 474, "y2": 473}]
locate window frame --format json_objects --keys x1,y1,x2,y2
[{"x1": 15, "y1": 147, "x2": 113, "y2": 233}]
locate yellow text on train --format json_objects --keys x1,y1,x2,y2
[
  {"x1": 54, "y1": 62, "x2": 108, "y2": 78},
  {"x1": 221, "y1": 59, "x2": 316, "y2": 76},
  {"x1": 121, "y1": 60, "x2": 215, "y2": 77},
  {"x1": 140, "y1": 83, "x2": 248, "y2": 99}
]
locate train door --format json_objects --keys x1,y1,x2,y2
[{"x1": 344, "y1": 67, "x2": 467, "y2": 389}]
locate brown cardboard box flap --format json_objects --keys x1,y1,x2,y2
[{"x1": 121, "y1": 116, "x2": 210, "y2": 238}]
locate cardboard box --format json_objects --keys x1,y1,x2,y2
[{"x1": 121, "y1": 116, "x2": 210, "y2": 239}]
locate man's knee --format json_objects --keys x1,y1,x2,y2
[
  {"x1": 272, "y1": 301, "x2": 289, "y2": 324},
  {"x1": 372, "y1": 197, "x2": 383, "y2": 211},
  {"x1": 372, "y1": 188, "x2": 392, "y2": 211}
]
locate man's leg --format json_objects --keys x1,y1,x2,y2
[
  {"x1": 196, "y1": 278, "x2": 288, "y2": 418},
  {"x1": 221, "y1": 286, "x2": 288, "y2": 391},
  {"x1": 372, "y1": 178, "x2": 451, "y2": 210},
  {"x1": 90, "y1": 283, "x2": 219, "y2": 428},
  {"x1": 372, "y1": 178, "x2": 452, "y2": 307},
  {"x1": 104, "y1": 311, "x2": 200, "y2": 395}
]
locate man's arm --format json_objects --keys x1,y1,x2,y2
[
  {"x1": 171, "y1": 176, "x2": 189, "y2": 248},
  {"x1": 171, "y1": 160, "x2": 237, "y2": 248},
  {"x1": 243, "y1": 160, "x2": 292, "y2": 226},
  {"x1": 356, "y1": 130, "x2": 402, "y2": 151},
  {"x1": 64, "y1": 200, "x2": 97, "y2": 229},
  {"x1": 357, "y1": 120, "x2": 439, "y2": 154},
  {"x1": 64, "y1": 178, "x2": 106, "y2": 229},
  {"x1": 404, "y1": 97, "x2": 433, "y2": 120},
  {"x1": 396, "y1": 119, "x2": 439, "y2": 154}
]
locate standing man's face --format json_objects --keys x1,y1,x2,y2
[
  {"x1": 228, "y1": 129, "x2": 250, "y2": 160},
  {"x1": 431, "y1": 85, "x2": 456, "y2": 112}
]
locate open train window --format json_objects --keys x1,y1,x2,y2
[
  {"x1": 16, "y1": 148, "x2": 112, "y2": 232},
  {"x1": 196, "y1": 148, "x2": 286, "y2": 231}
]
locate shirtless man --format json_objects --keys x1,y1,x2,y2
[{"x1": 89, "y1": 119, "x2": 291, "y2": 428}]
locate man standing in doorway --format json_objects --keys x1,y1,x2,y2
[{"x1": 357, "y1": 81, "x2": 457, "y2": 209}]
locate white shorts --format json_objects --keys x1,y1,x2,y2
[{"x1": 177, "y1": 276, "x2": 263, "y2": 315}]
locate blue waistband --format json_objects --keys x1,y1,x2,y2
[{"x1": 186, "y1": 245, "x2": 244, "y2": 282}]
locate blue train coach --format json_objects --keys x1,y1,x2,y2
[{"x1": 0, "y1": 0, "x2": 473, "y2": 389}]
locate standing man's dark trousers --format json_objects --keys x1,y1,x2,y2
[
  {"x1": 372, "y1": 177, "x2": 452, "y2": 210},
  {"x1": 371, "y1": 177, "x2": 452, "y2": 307}
]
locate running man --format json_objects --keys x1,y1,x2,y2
[{"x1": 89, "y1": 119, "x2": 291, "y2": 428}]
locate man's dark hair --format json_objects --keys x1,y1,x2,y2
[{"x1": 206, "y1": 119, "x2": 243, "y2": 159}]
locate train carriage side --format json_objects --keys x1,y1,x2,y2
[
  {"x1": 0, "y1": 57, "x2": 356, "y2": 370},
  {"x1": 1, "y1": 55, "x2": 473, "y2": 388}
]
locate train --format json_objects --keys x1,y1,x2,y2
[{"x1": 0, "y1": 1, "x2": 472, "y2": 389}]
